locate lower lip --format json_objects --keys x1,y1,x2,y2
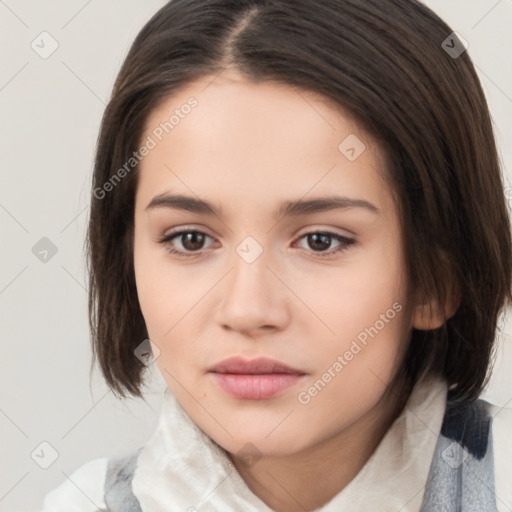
[{"x1": 210, "y1": 372, "x2": 304, "y2": 400}]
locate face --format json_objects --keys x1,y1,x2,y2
[{"x1": 133, "y1": 70, "x2": 413, "y2": 458}]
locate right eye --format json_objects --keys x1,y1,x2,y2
[{"x1": 157, "y1": 229, "x2": 217, "y2": 258}]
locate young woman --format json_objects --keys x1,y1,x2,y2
[{"x1": 41, "y1": 0, "x2": 512, "y2": 510}]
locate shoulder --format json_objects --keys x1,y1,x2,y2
[
  {"x1": 40, "y1": 448, "x2": 145, "y2": 512},
  {"x1": 422, "y1": 397, "x2": 511, "y2": 511},
  {"x1": 440, "y1": 397, "x2": 494, "y2": 459},
  {"x1": 40, "y1": 457, "x2": 108, "y2": 512}
]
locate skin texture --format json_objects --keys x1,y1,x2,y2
[{"x1": 132, "y1": 69, "x2": 447, "y2": 511}]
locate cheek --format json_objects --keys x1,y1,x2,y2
[
  {"x1": 133, "y1": 236, "x2": 199, "y2": 333},
  {"x1": 133, "y1": 241, "x2": 168, "y2": 332},
  {"x1": 133, "y1": 239, "x2": 215, "y2": 380},
  {"x1": 300, "y1": 239, "x2": 405, "y2": 342},
  {"x1": 297, "y1": 235, "x2": 409, "y2": 394}
]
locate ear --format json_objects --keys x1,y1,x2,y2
[{"x1": 412, "y1": 281, "x2": 460, "y2": 331}]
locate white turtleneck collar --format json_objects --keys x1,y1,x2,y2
[{"x1": 132, "y1": 374, "x2": 448, "y2": 511}]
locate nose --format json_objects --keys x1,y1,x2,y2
[{"x1": 215, "y1": 244, "x2": 290, "y2": 335}]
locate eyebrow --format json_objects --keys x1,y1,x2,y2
[{"x1": 145, "y1": 193, "x2": 380, "y2": 218}]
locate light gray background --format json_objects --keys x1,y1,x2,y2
[{"x1": 1, "y1": 1, "x2": 511, "y2": 510}]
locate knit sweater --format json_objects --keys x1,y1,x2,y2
[{"x1": 40, "y1": 375, "x2": 512, "y2": 511}]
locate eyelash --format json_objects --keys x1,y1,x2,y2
[{"x1": 157, "y1": 228, "x2": 355, "y2": 259}]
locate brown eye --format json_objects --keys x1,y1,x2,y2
[
  {"x1": 178, "y1": 231, "x2": 207, "y2": 251},
  {"x1": 296, "y1": 231, "x2": 355, "y2": 257},
  {"x1": 158, "y1": 229, "x2": 215, "y2": 258},
  {"x1": 307, "y1": 233, "x2": 332, "y2": 251}
]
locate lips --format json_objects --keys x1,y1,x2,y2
[
  {"x1": 208, "y1": 356, "x2": 306, "y2": 400},
  {"x1": 208, "y1": 356, "x2": 304, "y2": 375}
]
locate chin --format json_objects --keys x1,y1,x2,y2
[{"x1": 209, "y1": 423, "x2": 312, "y2": 460}]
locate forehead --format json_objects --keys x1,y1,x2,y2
[
  {"x1": 142, "y1": 70, "x2": 363, "y2": 153},
  {"x1": 136, "y1": 71, "x2": 393, "y2": 218}
]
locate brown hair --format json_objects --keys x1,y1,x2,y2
[{"x1": 86, "y1": 0, "x2": 512, "y2": 403}]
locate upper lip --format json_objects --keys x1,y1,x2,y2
[{"x1": 209, "y1": 356, "x2": 305, "y2": 375}]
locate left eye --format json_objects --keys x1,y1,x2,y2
[
  {"x1": 158, "y1": 230, "x2": 355, "y2": 258},
  {"x1": 294, "y1": 231, "x2": 355, "y2": 257}
]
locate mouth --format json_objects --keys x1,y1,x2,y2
[{"x1": 208, "y1": 356, "x2": 306, "y2": 400}]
